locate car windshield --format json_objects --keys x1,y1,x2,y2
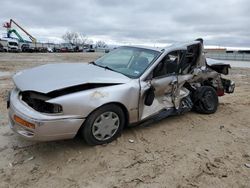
[
  {"x1": 94, "y1": 46, "x2": 161, "y2": 78},
  {"x1": 9, "y1": 42, "x2": 18, "y2": 46}
]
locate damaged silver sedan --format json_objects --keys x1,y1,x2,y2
[{"x1": 7, "y1": 39, "x2": 235, "y2": 145}]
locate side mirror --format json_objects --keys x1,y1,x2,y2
[{"x1": 144, "y1": 86, "x2": 155, "y2": 106}]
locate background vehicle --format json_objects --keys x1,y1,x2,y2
[
  {"x1": 47, "y1": 47, "x2": 53, "y2": 53},
  {"x1": 83, "y1": 44, "x2": 95, "y2": 52},
  {"x1": 0, "y1": 39, "x2": 8, "y2": 52},
  {"x1": 20, "y1": 43, "x2": 31, "y2": 52},
  {"x1": 0, "y1": 43, "x2": 4, "y2": 52},
  {"x1": 7, "y1": 40, "x2": 19, "y2": 52},
  {"x1": 60, "y1": 43, "x2": 74, "y2": 52},
  {"x1": 8, "y1": 39, "x2": 235, "y2": 145}
]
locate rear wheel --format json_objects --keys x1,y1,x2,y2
[
  {"x1": 193, "y1": 86, "x2": 218, "y2": 114},
  {"x1": 81, "y1": 104, "x2": 125, "y2": 145}
]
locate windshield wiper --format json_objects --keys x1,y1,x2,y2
[
  {"x1": 89, "y1": 62, "x2": 117, "y2": 73},
  {"x1": 89, "y1": 61, "x2": 130, "y2": 77},
  {"x1": 89, "y1": 61, "x2": 108, "y2": 69},
  {"x1": 103, "y1": 66, "x2": 116, "y2": 72},
  {"x1": 89, "y1": 61, "x2": 98, "y2": 66}
]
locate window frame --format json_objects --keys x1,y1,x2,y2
[{"x1": 150, "y1": 50, "x2": 183, "y2": 79}]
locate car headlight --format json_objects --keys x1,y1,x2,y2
[
  {"x1": 44, "y1": 102, "x2": 63, "y2": 114},
  {"x1": 21, "y1": 91, "x2": 63, "y2": 114},
  {"x1": 26, "y1": 99, "x2": 63, "y2": 114}
]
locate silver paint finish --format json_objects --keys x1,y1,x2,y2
[
  {"x1": 13, "y1": 63, "x2": 131, "y2": 93},
  {"x1": 9, "y1": 40, "x2": 230, "y2": 141},
  {"x1": 9, "y1": 88, "x2": 85, "y2": 141},
  {"x1": 47, "y1": 79, "x2": 140, "y2": 122},
  {"x1": 139, "y1": 76, "x2": 176, "y2": 120}
]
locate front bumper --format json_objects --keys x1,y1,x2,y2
[
  {"x1": 9, "y1": 48, "x2": 19, "y2": 52},
  {"x1": 8, "y1": 88, "x2": 85, "y2": 141}
]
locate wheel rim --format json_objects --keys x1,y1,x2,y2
[{"x1": 92, "y1": 111, "x2": 120, "y2": 141}]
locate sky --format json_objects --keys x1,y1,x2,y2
[{"x1": 0, "y1": 0, "x2": 250, "y2": 48}]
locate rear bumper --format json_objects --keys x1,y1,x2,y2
[{"x1": 8, "y1": 88, "x2": 85, "y2": 141}]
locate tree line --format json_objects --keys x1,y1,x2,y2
[{"x1": 62, "y1": 31, "x2": 108, "y2": 48}]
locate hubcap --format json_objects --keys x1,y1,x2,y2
[{"x1": 92, "y1": 111, "x2": 120, "y2": 141}]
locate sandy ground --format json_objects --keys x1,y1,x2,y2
[{"x1": 0, "y1": 53, "x2": 249, "y2": 188}]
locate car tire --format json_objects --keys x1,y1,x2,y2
[
  {"x1": 193, "y1": 86, "x2": 218, "y2": 114},
  {"x1": 81, "y1": 104, "x2": 125, "y2": 145}
]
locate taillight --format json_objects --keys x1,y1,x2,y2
[{"x1": 217, "y1": 89, "x2": 225, "y2": 96}]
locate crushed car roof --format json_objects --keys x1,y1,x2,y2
[
  {"x1": 122, "y1": 45, "x2": 164, "y2": 52},
  {"x1": 124, "y1": 40, "x2": 201, "y2": 53}
]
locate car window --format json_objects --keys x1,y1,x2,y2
[
  {"x1": 152, "y1": 51, "x2": 179, "y2": 78},
  {"x1": 178, "y1": 44, "x2": 201, "y2": 74},
  {"x1": 100, "y1": 49, "x2": 133, "y2": 66},
  {"x1": 9, "y1": 42, "x2": 18, "y2": 46},
  {"x1": 140, "y1": 52, "x2": 156, "y2": 63}
]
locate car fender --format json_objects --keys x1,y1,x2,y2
[{"x1": 47, "y1": 80, "x2": 140, "y2": 123}]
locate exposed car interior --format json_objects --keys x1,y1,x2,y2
[
  {"x1": 178, "y1": 43, "x2": 201, "y2": 74},
  {"x1": 153, "y1": 51, "x2": 179, "y2": 78},
  {"x1": 152, "y1": 43, "x2": 202, "y2": 78}
]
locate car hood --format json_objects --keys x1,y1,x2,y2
[{"x1": 13, "y1": 63, "x2": 131, "y2": 93}]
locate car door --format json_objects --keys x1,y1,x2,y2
[{"x1": 139, "y1": 51, "x2": 180, "y2": 120}]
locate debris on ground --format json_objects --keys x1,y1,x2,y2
[
  {"x1": 128, "y1": 139, "x2": 134, "y2": 143},
  {"x1": 24, "y1": 156, "x2": 35, "y2": 163},
  {"x1": 244, "y1": 163, "x2": 250, "y2": 168},
  {"x1": 220, "y1": 125, "x2": 225, "y2": 130}
]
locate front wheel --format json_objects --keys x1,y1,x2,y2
[
  {"x1": 81, "y1": 104, "x2": 125, "y2": 145},
  {"x1": 193, "y1": 86, "x2": 218, "y2": 114}
]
